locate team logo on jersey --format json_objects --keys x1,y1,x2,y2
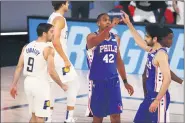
[{"x1": 43, "y1": 100, "x2": 50, "y2": 109}]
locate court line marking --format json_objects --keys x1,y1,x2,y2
[{"x1": 1, "y1": 94, "x2": 184, "y2": 111}]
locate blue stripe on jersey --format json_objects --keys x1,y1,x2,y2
[
  {"x1": 145, "y1": 47, "x2": 168, "y2": 92},
  {"x1": 86, "y1": 32, "x2": 118, "y2": 80}
]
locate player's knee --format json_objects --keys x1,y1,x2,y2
[
  {"x1": 110, "y1": 114, "x2": 120, "y2": 121},
  {"x1": 36, "y1": 116, "x2": 45, "y2": 123},
  {"x1": 67, "y1": 93, "x2": 77, "y2": 106}
]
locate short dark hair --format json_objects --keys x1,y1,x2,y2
[
  {"x1": 162, "y1": 27, "x2": 173, "y2": 38},
  {"x1": 97, "y1": 13, "x2": 108, "y2": 22},
  {"x1": 37, "y1": 23, "x2": 53, "y2": 37},
  {"x1": 52, "y1": 1, "x2": 67, "y2": 11},
  {"x1": 145, "y1": 24, "x2": 163, "y2": 42}
]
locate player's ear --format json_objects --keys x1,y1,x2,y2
[
  {"x1": 97, "y1": 22, "x2": 100, "y2": 26},
  {"x1": 153, "y1": 37, "x2": 157, "y2": 43}
]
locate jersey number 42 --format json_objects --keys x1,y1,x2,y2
[{"x1": 103, "y1": 54, "x2": 114, "y2": 63}]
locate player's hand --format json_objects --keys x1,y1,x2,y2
[
  {"x1": 111, "y1": 17, "x2": 122, "y2": 27},
  {"x1": 61, "y1": 83, "x2": 68, "y2": 91},
  {"x1": 124, "y1": 83, "x2": 134, "y2": 96},
  {"x1": 64, "y1": 60, "x2": 71, "y2": 68},
  {"x1": 120, "y1": 10, "x2": 131, "y2": 24},
  {"x1": 10, "y1": 85, "x2": 17, "y2": 99},
  {"x1": 149, "y1": 99, "x2": 159, "y2": 113}
]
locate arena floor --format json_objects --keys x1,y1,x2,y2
[{"x1": 1, "y1": 66, "x2": 184, "y2": 122}]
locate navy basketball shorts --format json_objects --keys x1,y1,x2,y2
[
  {"x1": 90, "y1": 76, "x2": 123, "y2": 117},
  {"x1": 134, "y1": 91, "x2": 170, "y2": 123}
]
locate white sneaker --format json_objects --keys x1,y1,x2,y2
[{"x1": 64, "y1": 117, "x2": 77, "y2": 123}]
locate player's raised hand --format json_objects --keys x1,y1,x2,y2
[
  {"x1": 10, "y1": 85, "x2": 17, "y2": 99},
  {"x1": 120, "y1": 10, "x2": 131, "y2": 24},
  {"x1": 149, "y1": 99, "x2": 159, "y2": 113},
  {"x1": 124, "y1": 83, "x2": 134, "y2": 96},
  {"x1": 111, "y1": 17, "x2": 122, "y2": 27},
  {"x1": 61, "y1": 83, "x2": 68, "y2": 91}
]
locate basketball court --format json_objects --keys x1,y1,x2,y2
[{"x1": 1, "y1": 66, "x2": 183, "y2": 122}]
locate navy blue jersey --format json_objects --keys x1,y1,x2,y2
[
  {"x1": 146, "y1": 47, "x2": 169, "y2": 93},
  {"x1": 86, "y1": 32, "x2": 118, "y2": 80}
]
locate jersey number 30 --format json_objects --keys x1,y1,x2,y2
[
  {"x1": 103, "y1": 54, "x2": 114, "y2": 63},
  {"x1": 27, "y1": 57, "x2": 34, "y2": 72}
]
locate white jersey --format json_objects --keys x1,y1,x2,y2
[
  {"x1": 23, "y1": 41, "x2": 49, "y2": 82},
  {"x1": 48, "y1": 12, "x2": 77, "y2": 83}
]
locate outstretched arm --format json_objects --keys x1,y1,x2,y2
[
  {"x1": 121, "y1": 10, "x2": 152, "y2": 52},
  {"x1": 87, "y1": 17, "x2": 120, "y2": 49},
  {"x1": 52, "y1": 17, "x2": 70, "y2": 67}
]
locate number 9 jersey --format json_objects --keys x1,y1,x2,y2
[
  {"x1": 23, "y1": 41, "x2": 50, "y2": 80},
  {"x1": 86, "y1": 32, "x2": 118, "y2": 80}
]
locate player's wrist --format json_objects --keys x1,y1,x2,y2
[
  {"x1": 154, "y1": 98, "x2": 160, "y2": 102},
  {"x1": 123, "y1": 79, "x2": 128, "y2": 84}
]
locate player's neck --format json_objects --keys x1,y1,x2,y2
[
  {"x1": 152, "y1": 43, "x2": 162, "y2": 51},
  {"x1": 55, "y1": 9, "x2": 65, "y2": 16},
  {"x1": 36, "y1": 37, "x2": 47, "y2": 43},
  {"x1": 98, "y1": 29, "x2": 110, "y2": 39}
]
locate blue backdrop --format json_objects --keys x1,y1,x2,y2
[{"x1": 28, "y1": 18, "x2": 184, "y2": 78}]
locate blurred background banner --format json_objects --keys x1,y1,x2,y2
[{"x1": 28, "y1": 17, "x2": 184, "y2": 78}]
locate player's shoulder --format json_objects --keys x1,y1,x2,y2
[
  {"x1": 87, "y1": 32, "x2": 97, "y2": 39},
  {"x1": 155, "y1": 48, "x2": 168, "y2": 60},
  {"x1": 54, "y1": 16, "x2": 65, "y2": 23},
  {"x1": 111, "y1": 33, "x2": 120, "y2": 44}
]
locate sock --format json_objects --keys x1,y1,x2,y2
[
  {"x1": 66, "y1": 110, "x2": 74, "y2": 120},
  {"x1": 50, "y1": 109, "x2": 53, "y2": 117}
]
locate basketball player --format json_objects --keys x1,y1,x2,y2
[
  {"x1": 142, "y1": 27, "x2": 183, "y2": 97},
  {"x1": 86, "y1": 13, "x2": 134, "y2": 123},
  {"x1": 47, "y1": 1, "x2": 80, "y2": 122},
  {"x1": 9, "y1": 23, "x2": 68, "y2": 123},
  {"x1": 121, "y1": 11, "x2": 172, "y2": 122}
]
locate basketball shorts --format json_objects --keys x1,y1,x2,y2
[
  {"x1": 90, "y1": 76, "x2": 123, "y2": 117},
  {"x1": 134, "y1": 91, "x2": 170, "y2": 123},
  {"x1": 24, "y1": 76, "x2": 50, "y2": 117}
]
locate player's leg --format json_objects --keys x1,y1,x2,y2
[
  {"x1": 64, "y1": 79, "x2": 80, "y2": 122},
  {"x1": 80, "y1": 2, "x2": 90, "y2": 19},
  {"x1": 34, "y1": 82, "x2": 50, "y2": 123},
  {"x1": 71, "y1": 2, "x2": 80, "y2": 19},
  {"x1": 24, "y1": 77, "x2": 37, "y2": 123},
  {"x1": 90, "y1": 80, "x2": 107, "y2": 122},
  {"x1": 134, "y1": 99, "x2": 150, "y2": 123},
  {"x1": 109, "y1": 77, "x2": 122, "y2": 123},
  {"x1": 93, "y1": 116, "x2": 103, "y2": 123},
  {"x1": 110, "y1": 114, "x2": 120, "y2": 123},
  {"x1": 29, "y1": 113, "x2": 36, "y2": 123},
  {"x1": 45, "y1": 82, "x2": 55, "y2": 122}
]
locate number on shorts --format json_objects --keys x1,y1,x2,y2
[{"x1": 27, "y1": 57, "x2": 34, "y2": 72}]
